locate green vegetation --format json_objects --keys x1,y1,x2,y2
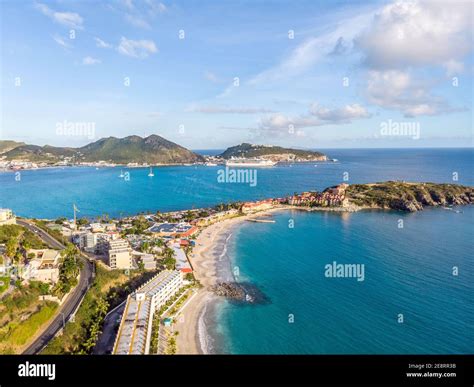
[
  {"x1": 150, "y1": 313, "x2": 161, "y2": 354},
  {"x1": 52, "y1": 244, "x2": 82, "y2": 297},
  {"x1": 3, "y1": 134, "x2": 204, "y2": 164},
  {"x1": 0, "y1": 276, "x2": 10, "y2": 293},
  {"x1": 160, "y1": 247, "x2": 176, "y2": 270},
  {"x1": 214, "y1": 202, "x2": 242, "y2": 212},
  {"x1": 32, "y1": 220, "x2": 69, "y2": 245},
  {"x1": 77, "y1": 218, "x2": 89, "y2": 226},
  {"x1": 126, "y1": 215, "x2": 151, "y2": 235},
  {"x1": 346, "y1": 182, "x2": 474, "y2": 211},
  {"x1": 0, "y1": 224, "x2": 46, "y2": 263},
  {"x1": 157, "y1": 285, "x2": 193, "y2": 316},
  {"x1": 219, "y1": 143, "x2": 326, "y2": 159},
  {"x1": 42, "y1": 264, "x2": 157, "y2": 354},
  {"x1": 0, "y1": 140, "x2": 25, "y2": 154},
  {"x1": 165, "y1": 333, "x2": 178, "y2": 355},
  {"x1": 2, "y1": 302, "x2": 57, "y2": 346},
  {"x1": 0, "y1": 281, "x2": 58, "y2": 353}
]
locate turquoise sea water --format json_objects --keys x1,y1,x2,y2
[
  {"x1": 1, "y1": 148, "x2": 472, "y2": 218},
  {"x1": 1, "y1": 148, "x2": 473, "y2": 354},
  {"x1": 216, "y1": 208, "x2": 473, "y2": 354}
]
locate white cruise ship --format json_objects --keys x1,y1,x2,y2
[{"x1": 225, "y1": 158, "x2": 277, "y2": 167}]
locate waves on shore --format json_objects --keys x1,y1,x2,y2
[{"x1": 196, "y1": 223, "x2": 237, "y2": 354}]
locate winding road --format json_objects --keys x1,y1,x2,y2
[{"x1": 17, "y1": 219, "x2": 94, "y2": 354}]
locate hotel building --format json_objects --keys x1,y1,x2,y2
[
  {"x1": 108, "y1": 239, "x2": 133, "y2": 269},
  {"x1": 113, "y1": 270, "x2": 183, "y2": 355}
]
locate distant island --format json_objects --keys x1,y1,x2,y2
[
  {"x1": 0, "y1": 135, "x2": 204, "y2": 166},
  {"x1": 0, "y1": 138, "x2": 330, "y2": 170},
  {"x1": 218, "y1": 143, "x2": 328, "y2": 162}
]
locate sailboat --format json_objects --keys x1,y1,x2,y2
[
  {"x1": 119, "y1": 169, "x2": 125, "y2": 178},
  {"x1": 148, "y1": 167, "x2": 154, "y2": 177}
]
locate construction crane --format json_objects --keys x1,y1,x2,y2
[{"x1": 73, "y1": 203, "x2": 80, "y2": 229}]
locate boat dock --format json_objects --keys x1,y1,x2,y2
[{"x1": 246, "y1": 218, "x2": 276, "y2": 223}]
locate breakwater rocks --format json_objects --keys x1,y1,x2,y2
[{"x1": 211, "y1": 282, "x2": 270, "y2": 305}]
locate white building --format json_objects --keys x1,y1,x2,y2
[
  {"x1": 108, "y1": 239, "x2": 132, "y2": 269},
  {"x1": 21, "y1": 249, "x2": 61, "y2": 284},
  {"x1": 0, "y1": 209, "x2": 16, "y2": 225},
  {"x1": 79, "y1": 232, "x2": 98, "y2": 253},
  {"x1": 113, "y1": 270, "x2": 183, "y2": 355}
]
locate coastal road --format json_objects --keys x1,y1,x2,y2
[{"x1": 17, "y1": 219, "x2": 94, "y2": 355}]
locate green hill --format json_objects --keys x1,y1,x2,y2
[
  {"x1": 2, "y1": 135, "x2": 204, "y2": 164},
  {"x1": 0, "y1": 140, "x2": 25, "y2": 154}
]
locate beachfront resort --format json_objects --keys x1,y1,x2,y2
[{"x1": 113, "y1": 270, "x2": 184, "y2": 355}]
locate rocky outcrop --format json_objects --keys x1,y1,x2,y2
[
  {"x1": 211, "y1": 282, "x2": 270, "y2": 304},
  {"x1": 346, "y1": 182, "x2": 474, "y2": 212}
]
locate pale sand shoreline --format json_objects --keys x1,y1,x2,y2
[
  {"x1": 175, "y1": 207, "x2": 287, "y2": 354},
  {"x1": 175, "y1": 204, "x2": 362, "y2": 354}
]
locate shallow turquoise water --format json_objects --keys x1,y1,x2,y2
[{"x1": 217, "y1": 208, "x2": 474, "y2": 354}]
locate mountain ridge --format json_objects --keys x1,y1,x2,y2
[{"x1": 0, "y1": 135, "x2": 204, "y2": 164}]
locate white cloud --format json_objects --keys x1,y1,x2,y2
[
  {"x1": 355, "y1": 0, "x2": 472, "y2": 70},
  {"x1": 444, "y1": 60, "x2": 464, "y2": 77},
  {"x1": 35, "y1": 3, "x2": 84, "y2": 29},
  {"x1": 82, "y1": 56, "x2": 101, "y2": 65},
  {"x1": 95, "y1": 37, "x2": 113, "y2": 49},
  {"x1": 259, "y1": 113, "x2": 320, "y2": 131},
  {"x1": 121, "y1": 0, "x2": 167, "y2": 28},
  {"x1": 52, "y1": 35, "x2": 71, "y2": 48},
  {"x1": 125, "y1": 14, "x2": 151, "y2": 29},
  {"x1": 259, "y1": 101, "x2": 371, "y2": 131},
  {"x1": 366, "y1": 70, "x2": 459, "y2": 117},
  {"x1": 146, "y1": 0, "x2": 167, "y2": 16},
  {"x1": 117, "y1": 37, "x2": 157, "y2": 58},
  {"x1": 249, "y1": 10, "x2": 375, "y2": 84},
  {"x1": 310, "y1": 103, "x2": 371, "y2": 122},
  {"x1": 188, "y1": 105, "x2": 274, "y2": 114},
  {"x1": 355, "y1": 1, "x2": 473, "y2": 117}
]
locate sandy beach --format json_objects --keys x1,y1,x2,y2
[{"x1": 175, "y1": 208, "x2": 285, "y2": 354}]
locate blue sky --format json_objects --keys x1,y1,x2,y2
[{"x1": 1, "y1": 0, "x2": 473, "y2": 149}]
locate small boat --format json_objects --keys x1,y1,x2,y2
[
  {"x1": 245, "y1": 294, "x2": 254, "y2": 303},
  {"x1": 205, "y1": 162, "x2": 217, "y2": 166},
  {"x1": 148, "y1": 167, "x2": 154, "y2": 177},
  {"x1": 332, "y1": 158, "x2": 339, "y2": 162},
  {"x1": 119, "y1": 169, "x2": 125, "y2": 178}
]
